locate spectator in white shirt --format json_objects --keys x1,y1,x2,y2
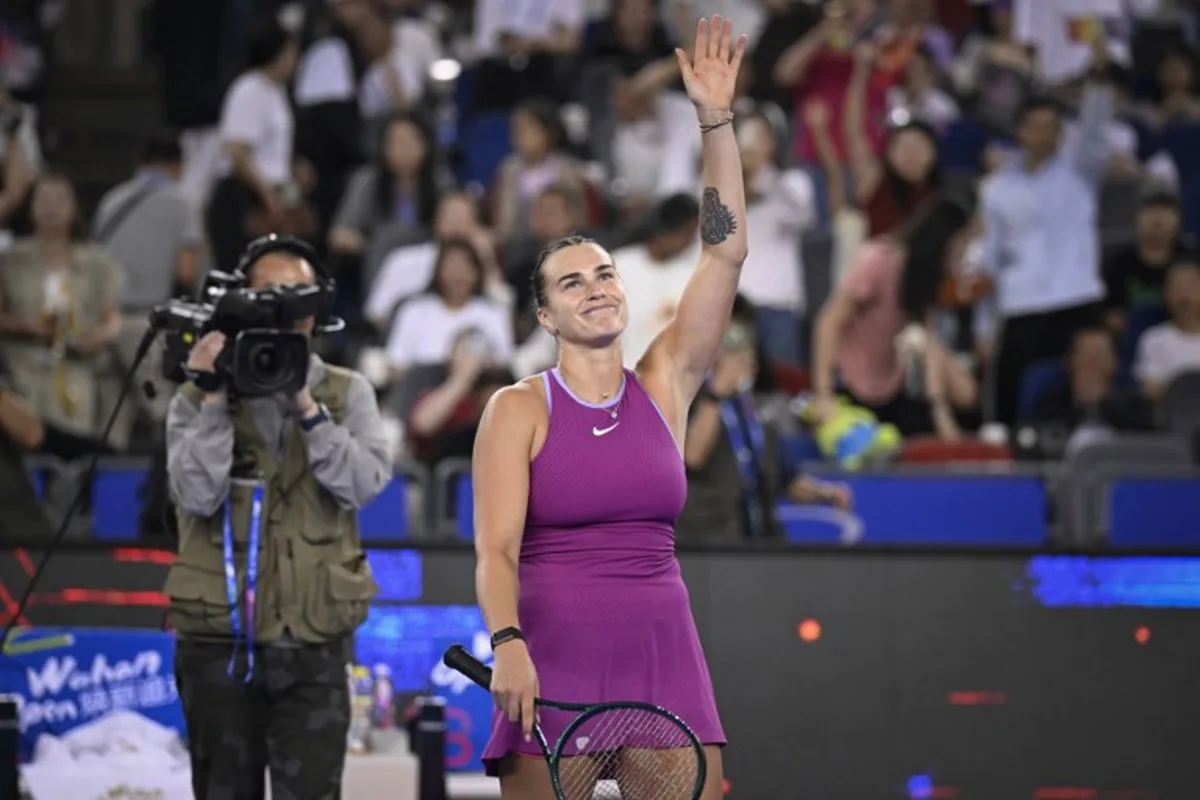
[
  {"x1": 207, "y1": 22, "x2": 302, "y2": 272},
  {"x1": 366, "y1": 191, "x2": 513, "y2": 331},
  {"x1": 1135, "y1": 258, "x2": 1200, "y2": 404},
  {"x1": 979, "y1": 53, "x2": 1115, "y2": 424},
  {"x1": 583, "y1": 0, "x2": 698, "y2": 214},
  {"x1": 1013, "y1": 0, "x2": 1132, "y2": 85},
  {"x1": 471, "y1": 0, "x2": 586, "y2": 111},
  {"x1": 737, "y1": 110, "x2": 816, "y2": 365},
  {"x1": 358, "y1": 14, "x2": 443, "y2": 122},
  {"x1": 385, "y1": 238, "x2": 514, "y2": 373},
  {"x1": 615, "y1": 194, "x2": 701, "y2": 368},
  {"x1": 610, "y1": 85, "x2": 701, "y2": 216}
]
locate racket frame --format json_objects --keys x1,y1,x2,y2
[{"x1": 443, "y1": 644, "x2": 707, "y2": 800}]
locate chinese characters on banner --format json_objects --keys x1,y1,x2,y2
[{"x1": 0, "y1": 628, "x2": 186, "y2": 759}]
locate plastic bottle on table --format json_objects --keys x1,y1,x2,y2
[
  {"x1": 372, "y1": 663, "x2": 395, "y2": 730},
  {"x1": 347, "y1": 664, "x2": 374, "y2": 754}
]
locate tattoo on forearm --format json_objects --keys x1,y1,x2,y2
[{"x1": 699, "y1": 187, "x2": 737, "y2": 246}]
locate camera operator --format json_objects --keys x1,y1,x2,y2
[{"x1": 164, "y1": 242, "x2": 391, "y2": 800}]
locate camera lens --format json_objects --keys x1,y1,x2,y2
[
  {"x1": 231, "y1": 331, "x2": 309, "y2": 398},
  {"x1": 250, "y1": 343, "x2": 281, "y2": 377}
]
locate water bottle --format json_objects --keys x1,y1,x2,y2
[
  {"x1": 372, "y1": 663, "x2": 395, "y2": 730},
  {"x1": 347, "y1": 665, "x2": 374, "y2": 754}
]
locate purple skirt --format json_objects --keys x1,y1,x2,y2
[{"x1": 480, "y1": 573, "x2": 725, "y2": 776}]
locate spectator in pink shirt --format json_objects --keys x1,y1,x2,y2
[{"x1": 810, "y1": 195, "x2": 980, "y2": 439}]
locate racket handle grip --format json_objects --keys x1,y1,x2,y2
[{"x1": 443, "y1": 644, "x2": 494, "y2": 690}]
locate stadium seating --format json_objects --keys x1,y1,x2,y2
[
  {"x1": 92, "y1": 460, "x2": 150, "y2": 540},
  {"x1": 459, "y1": 112, "x2": 512, "y2": 188},
  {"x1": 1163, "y1": 370, "x2": 1200, "y2": 451},
  {"x1": 1058, "y1": 436, "x2": 1193, "y2": 547},
  {"x1": 446, "y1": 461, "x2": 1048, "y2": 547},
  {"x1": 775, "y1": 502, "x2": 861, "y2": 543},
  {"x1": 359, "y1": 462, "x2": 428, "y2": 540},
  {"x1": 28, "y1": 451, "x2": 1200, "y2": 548},
  {"x1": 1017, "y1": 359, "x2": 1067, "y2": 423},
  {"x1": 1108, "y1": 476, "x2": 1200, "y2": 548},
  {"x1": 76, "y1": 459, "x2": 427, "y2": 541},
  {"x1": 793, "y1": 469, "x2": 1049, "y2": 546},
  {"x1": 24, "y1": 455, "x2": 59, "y2": 501}
]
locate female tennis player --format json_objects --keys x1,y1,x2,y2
[{"x1": 472, "y1": 15, "x2": 747, "y2": 800}]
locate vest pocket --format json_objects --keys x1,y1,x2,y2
[
  {"x1": 164, "y1": 562, "x2": 234, "y2": 637},
  {"x1": 298, "y1": 491, "x2": 345, "y2": 545},
  {"x1": 303, "y1": 559, "x2": 379, "y2": 638}
]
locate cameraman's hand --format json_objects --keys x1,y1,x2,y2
[
  {"x1": 491, "y1": 640, "x2": 539, "y2": 740},
  {"x1": 290, "y1": 388, "x2": 319, "y2": 419},
  {"x1": 186, "y1": 332, "x2": 226, "y2": 374}
]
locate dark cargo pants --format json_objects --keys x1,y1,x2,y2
[{"x1": 175, "y1": 637, "x2": 351, "y2": 800}]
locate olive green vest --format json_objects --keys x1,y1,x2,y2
[{"x1": 164, "y1": 365, "x2": 379, "y2": 643}]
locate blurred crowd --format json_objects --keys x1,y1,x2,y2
[{"x1": 1, "y1": 0, "x2": 1200, "y2": 540}]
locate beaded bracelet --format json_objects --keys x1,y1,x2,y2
[{"x1": 699, "y1": 113, "x2": 734, "y2": 134}]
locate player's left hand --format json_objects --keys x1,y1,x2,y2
[{"x1": 674, "y1": 15, "x2": 747, "y2": 112}]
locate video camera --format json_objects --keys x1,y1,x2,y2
[{"x1": 151, "y1": 235, "x2": 342, "y2": 399}]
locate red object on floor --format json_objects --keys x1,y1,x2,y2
[{"x1": 899, "y1": 436, "x2": 1014, "y2": 463}]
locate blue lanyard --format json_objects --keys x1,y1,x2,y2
[
  {"x1": 223, "y1": 481, "x2": 265, "y2": 682},
  {"x1": 717, "y1": 392, "x2": 769, "y2": 538}
]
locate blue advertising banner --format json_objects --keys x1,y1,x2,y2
[{"x1": 0, "y1": 627, "x2": 185, "y2": 760}]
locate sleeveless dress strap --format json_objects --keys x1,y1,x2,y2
[{"x1": 540, "y1": 370, "x2": 554, "y2": 414}]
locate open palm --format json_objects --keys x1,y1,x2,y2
[{"x1": 674, "y1": 15, "x2": 747, "y2": 112}]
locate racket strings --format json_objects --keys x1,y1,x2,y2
[{"x1": 555, "y1": 706, "x2": 701, "y2": 800}]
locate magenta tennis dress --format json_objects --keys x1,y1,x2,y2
[{"x1": 480, "y1": 368, "x2": 725, "y2": 775}]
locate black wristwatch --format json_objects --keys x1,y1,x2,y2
[
  {"x1": 490, "y1": 626, "x2": 525, "y2": 649},
  {"x1": 300, "y1": 403, "x2": 331, "y2": 431}
]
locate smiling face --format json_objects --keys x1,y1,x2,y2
[{"x1": 535, "y1": 241, "x2": 628, "y2": 346}]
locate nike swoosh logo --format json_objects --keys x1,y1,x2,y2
[{"x1": 592, "y1": 423, "x2": 619, "y2": 437}]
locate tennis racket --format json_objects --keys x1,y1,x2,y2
[{"x1": 443, "y1": 644, "x2": 706, "y2": 800}]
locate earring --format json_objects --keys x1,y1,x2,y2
[{"x1": 549, "y1": 328, "x2": 559, "y2": 336}]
